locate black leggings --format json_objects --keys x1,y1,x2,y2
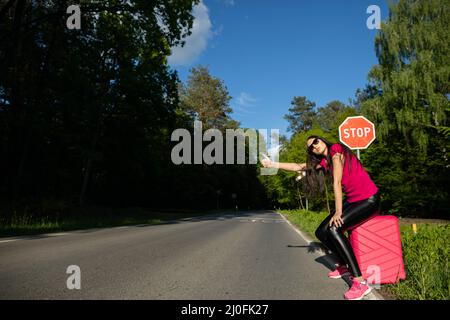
[{"x1": 315, "y1": 192, "x2": 381, "y2": 277}]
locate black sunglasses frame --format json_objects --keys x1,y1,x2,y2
[{"x1": 307, "y1": 138, "x2": 320, "y2": 152}]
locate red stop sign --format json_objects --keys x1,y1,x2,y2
[{"x1": 339, "y1": 116, "x2": 376, "y2": 149}]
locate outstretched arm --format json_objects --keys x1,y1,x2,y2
[{"x1": 261, "y1": 158, "x2": 306, "y2": 172}]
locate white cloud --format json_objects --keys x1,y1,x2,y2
[
  {"x1": 168, "y1": 1, "x2": 212, "y2": 66},
  {"x1": 232, "y1": 92, "x2": 258, "y2": 115},
  {"x1": 237, "y1": 92, "x2": 257, "y2": 107}
]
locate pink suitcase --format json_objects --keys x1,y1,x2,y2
[{"x1": 349, "y1": 215, "x2": 406, "y2": 285}]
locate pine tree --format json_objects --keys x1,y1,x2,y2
[
  {"x1": 283, "y1": 96, "x2": 317, "y2": 133},
  {"x1": 362, "y1": 0, "x2": 449, "y2": 151}
]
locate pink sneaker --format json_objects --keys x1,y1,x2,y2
[
  {"x1": 328, "y1": 264, "x2": 350, "y2": 279},
  {"x1": 344, "y1": 279, "x2": 372, "y2": 300}
]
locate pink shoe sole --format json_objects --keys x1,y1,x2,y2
[
  {"x1": 328, "y1": 271, "x2": 351, "y2": 279},
  {"x1": 345, "y1": 286, "x2": 372, "y2": 300}
]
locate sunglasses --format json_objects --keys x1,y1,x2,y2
[{"x1": 307, "y1": 138, "x2": 320, "y2": 152}]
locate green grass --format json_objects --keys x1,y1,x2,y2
[
  {"x1": 385, "y1": 224, "x2": 449, "y2": 300},
  {"x1": 0, "y1": 206, "x2": 223, "y2": 237},
  {"x1": 280, "y1": 209, "x2": 450, "y2": 300}
]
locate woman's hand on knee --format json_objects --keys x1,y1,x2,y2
[{"x1": 329, "y1": 211, "x2": 344, "y2": 228}]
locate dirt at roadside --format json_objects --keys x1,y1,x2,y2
[{"x1": 377, "y1": 287, "x2": 398, "y2": 300}]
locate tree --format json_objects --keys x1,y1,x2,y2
[
  {"x1": 171, "y1": 66, "x2": 267, "y2": 210},
  {"x1": 283, "y1": 96, "x2": 317, "y2": 133},
  {"x1": 357, "y1": 0, "x2": 450, "y2": 216},
  {"x1": 362, "y1": 0, "x2": 449, "y2": 151},
  {"x1": 315, "y1": 100, "x2": 356, "y2": 133},
  {"x1": 0, "y1": 0, "x2": 200, "y2": 209},
  {"x1": 179, "y1": 65, "x2": 237, "y2": 130}
]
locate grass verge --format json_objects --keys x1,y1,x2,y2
[
  {"x1": 280, "y1": 209, "x2": 450, "y2": 300},
  {"x1": 0, "y1": 206, "x2": 225, "y2": 238}
]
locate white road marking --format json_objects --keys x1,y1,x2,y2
[
  {"x1": 236, "y1": 217, "x2": 286, "y2": 223},
  {"x1": 0, "y1": 239, "x2": 18, "y2": 244},
  {"x1": 46, "y1": 233, "x2": 69, "y2": 237},
  {"x1": 0, "y1": 232, "x2": 69, "y2": 243}
]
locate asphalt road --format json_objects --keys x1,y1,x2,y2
[{"x1": 0, "y1": 210, "x2": 373, "y2": 300}]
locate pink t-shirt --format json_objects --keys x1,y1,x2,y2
[{"x1": 319, "y1": 143, "x2": 378, "y2": 203}]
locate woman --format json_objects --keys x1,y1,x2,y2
[{"x1": 261, "y1": 135, "x2": 380, "y2": 300}]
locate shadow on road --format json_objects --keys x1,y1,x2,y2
[
  {"x1": 287, "y1": 242, "x2": 354, "y2": 287},
  {"x1": 286, "y1": 242, "x2": 323, "y2": 254},
  {"x1": 315, "y1": 255, "x2": 353, "y2": 286}
]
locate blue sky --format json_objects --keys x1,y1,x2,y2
[{"x1": 169, "y1": 0, "x2": 390, "y2": 139}]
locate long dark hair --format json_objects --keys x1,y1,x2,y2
[{"x1": 303, "y1": 135, "x2": 361, "y2": 197}]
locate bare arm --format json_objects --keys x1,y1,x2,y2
[
  {"x1": 329, "y1": 153, "x2": 345, "y2": 227},
  {"x1": 261, "y1": 159, "x2": 322, "y2": 172},
  {"x1": 274, "y1": 162, "x2": 306, "y2": 172}
]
